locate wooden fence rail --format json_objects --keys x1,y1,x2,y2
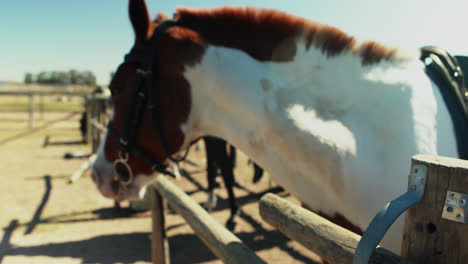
[
  {"x1": 153, "y1": 175, "x2": 266, "y2": 264},
  {"x1": 259, "y1": 193, "x2": 410, "y2": 264},
  {"x1": 0, "y1": 90, "x2": 87, "y2": 128},
  {"x1": 0, "y1": 91, "x2": 87, "y2": 96},
  {"x1": 69, "y1": 154, "x2": 96, "y2": 184}
]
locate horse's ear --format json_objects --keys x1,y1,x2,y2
[{"x1": 129, "y1": 0, "x2": 151, "y2": 43}]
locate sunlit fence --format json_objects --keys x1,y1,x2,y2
[{"x1": 0, "y1": 91, "x2": 87, "y2": 128}]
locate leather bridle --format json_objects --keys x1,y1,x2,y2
[{"x1": 106, "y1": 20, "x2": 188, "y2": 187}]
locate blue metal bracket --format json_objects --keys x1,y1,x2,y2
[{"x1": 353, "y1": 164, "x2": 427, "y2": 264}]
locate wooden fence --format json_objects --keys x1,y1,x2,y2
[
  {"x1": 150, "y1": 176, "x2": 406, "y2": 264},
  {"x1": 149, "y1": 155, "x2": 468, "y2": 264},
  {"x1": 256, "y1": 155, "x2": 468, "y2": 263},
  {"x1": 84, "y1": 94, "x2": 109, "y2": 153},
  {"x1": 0, "y1": 90, "x2": 86, "y2": 128},
  {"x1": 151, "y1": 176, "x2": 266, "y2": 264},
  {"x1": 68, "y1": 94, "x2": 108, "y2": 184}
]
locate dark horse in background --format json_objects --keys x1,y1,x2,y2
[{"x1": 203, "y1": 136, "x2": 263, "y2": 229}]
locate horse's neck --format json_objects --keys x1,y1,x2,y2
[
  {"x1": 183, "y1": 41, "x2": 423, "y2": 163},
  {"x1": 183, "y1": 41, "x2": 428, "y2": 206},
  {"x1": 181, "y1": 41, "x2": 457, "y2": 252}
]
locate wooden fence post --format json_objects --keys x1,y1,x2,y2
[
  {"x1": 92, "y1": 98, "x2": 99, "y2": 153},
  {"x1": 84, "y1": 94, "x2": 109, "y2": 154},
  {"x1": 39, "y1": 94, "x2": 44, "y2": 120},
  {"x1": 152, "y1": 187, "x2": 170, "y2": 264},
  {"x1": 28, "y1": 92, "x2": 34, "y2": 128},
  {"x1": 86, "y1": 95, "x2": 93, "y2": 150},
  {"x1": 97, "y1": 98, "x2": 106, "y2": 143},
  {"x1": 402, "y1": 155, "x2": 468, "y2": 263}
]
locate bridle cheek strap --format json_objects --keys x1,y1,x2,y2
[{"x1": 107, "y1": 121, "x2": 176, "y2": 178}]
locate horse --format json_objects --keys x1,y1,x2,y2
[
  {"x1": 202, "y1": 136, "x2": 265, "y2": 229},
  {"x1": 203, "y1": 136, "x2": 239, "y2": 229},
  {"x1": 91, "y1": 0, "x2": 464, "y2": 254}
]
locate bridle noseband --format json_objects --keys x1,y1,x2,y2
[{"x1": 106, "y1": 20, "x2": 189, "y2": 187}]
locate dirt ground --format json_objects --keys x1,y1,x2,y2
[{"x1": 0, "y1": 112, "x2": 322, "y2": 264}]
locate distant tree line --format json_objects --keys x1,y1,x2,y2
[{"x1": 24, "y1": 70, "x2": 96, "y2": 86}]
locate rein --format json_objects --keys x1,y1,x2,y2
[{"x1": 107, "y1": 20, "x2": 189, "y2": 187}]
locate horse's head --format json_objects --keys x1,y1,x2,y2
[{"x1": 91, "y1": 0, "x2": 204, "y2": 201}]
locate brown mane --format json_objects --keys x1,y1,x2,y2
[{"x1": 174, "y1": 6, "x2": 396, "y2": 64}]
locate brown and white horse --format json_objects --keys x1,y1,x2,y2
[{"x1": 91, "y1": 0, "x2": 459, "y2": 253}]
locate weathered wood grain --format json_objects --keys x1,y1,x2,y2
[
  {"x1": 259, "y1": 193, "x2": 412, "y2": 264},
  {"x1": 402, "y1": 155, "x2": 468, "y2": 263}
]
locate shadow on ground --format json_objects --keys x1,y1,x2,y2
[
  {"x1": 3, "y1": 232, "x2": 152, "y2": 264},
  {"x1": 0, "y1": 185, "x2": 317, "y2": 264},
  {"x1": 2, "y1": 222, "x2": 316, "y2": 264}
]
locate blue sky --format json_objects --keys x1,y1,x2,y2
[{"x1": 1, "y1": 0, "x2": 468, "y2": 85}]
